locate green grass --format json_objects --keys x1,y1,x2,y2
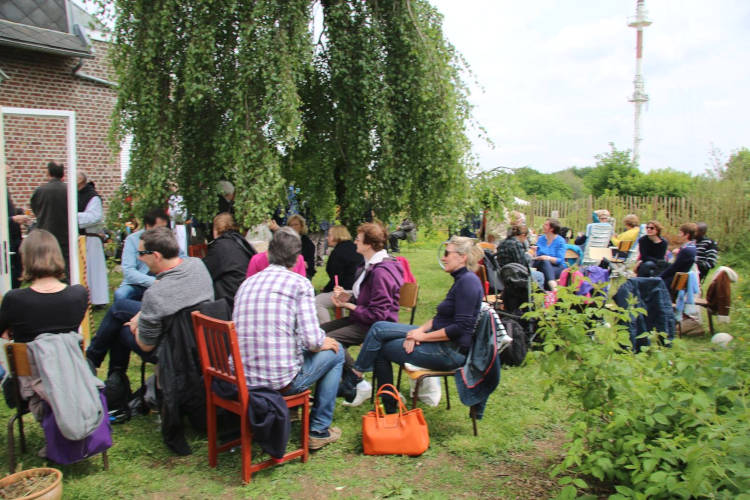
[{"x1": 2, "y1": 238, "x2": 745, "y2": 498}]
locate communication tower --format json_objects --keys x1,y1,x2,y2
[{"x1": 628, "y1": 0, "x2": 651, "y2": 166}]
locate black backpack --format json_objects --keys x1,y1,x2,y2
[
  {"x1": 483, "y1": 250, "x2": 504, "y2": 294},
  {"x1": 499, "y1": 263, "x2": 531, "y2": 315},
  {"x1": 499, "y1": 317, "x2": 529, "y2": 366},
  {"x1": 104, "y1": 369, "x2": 132, "y2": 422}
]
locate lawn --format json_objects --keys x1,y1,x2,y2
[{"x1": 1, "y1": 236, "x2": 742, "y2": 499}]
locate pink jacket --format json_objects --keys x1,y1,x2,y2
[{"x1": 246, "y1": 252, "x2": 306, "y2": 278}]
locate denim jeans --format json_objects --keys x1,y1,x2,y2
[
  {"x1": 113, "y1": 284, "x2": 146, "y2": 302},
  {"x1": 533, "y1": 259, "x2": 564, "y2": 285},
  {"x1": 282, "y1": 344, "x2": 344, "y2": 435},
  {"x1": 353, "y1": 321, "x2": 466, "y2": 411},
  {"x1": 86, "y1": 298, "x2": 154, "y2": 372}
]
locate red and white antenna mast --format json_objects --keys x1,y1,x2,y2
[{"x1": 628, "y1": 0, "x2": 651, "y2": 166}]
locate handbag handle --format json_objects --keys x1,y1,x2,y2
[{"x1": 374, "y1": 383, "x2": 408, "y2": 420}]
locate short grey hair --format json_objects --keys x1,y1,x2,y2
[
  {"x1": 77, "y1": 171, "x2": 88, "y2": 183},
  {"x1": 217, "y1": 180, "x2": 235, "y2": 196},
  {"x1": 142, "y1": 227, "x2": 180, "y2": 259},
  {"x1": 268, "y1": 227, "x2": 301, "y2": 268}
]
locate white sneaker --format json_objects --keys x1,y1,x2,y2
[{"x1": 342, "y1": 379, "x2": 372, "y2": 407}]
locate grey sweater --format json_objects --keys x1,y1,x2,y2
[{"x1": 138, "y1": 257, "x2": 214, "y2": 346}]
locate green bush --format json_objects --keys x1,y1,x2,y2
[{"x1": 525, "y1": 285, "x2": 750, "y2": 499}]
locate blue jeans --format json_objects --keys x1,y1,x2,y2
[
  {"x1": 533, "y1": 260, "x2": 564, "y2": 287},
  {"x1": 282, "y1": 344, "x2": 344, "y2": 435},
  {"x1": 353, "y1": 322, "x2": 467, "y2": 411},
  {"x1": 86, "y1": 298, "x2": 154, "y2": 372},
  {"x1": 113, "y1": 284, "x2": 146, "y2": 302}
]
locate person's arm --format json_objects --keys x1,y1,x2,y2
[
  {"x1": 0, "y1": 293, "x2": 15, "y2": 339},
  {"x1": 296, "y1": 280, "x2": 326, "y2": 351},
  {"x1": 122, "y1": 234, "x2": 156, "y2": 287},
  {"x1": 78, "y1": 196, "x2": 103, "y2": 229},
  {"x1": 348, "y1": 267, "x2": 401, "y2": 325}
]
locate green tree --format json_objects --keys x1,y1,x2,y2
[
  {"x1": 628, "y1": 168, "x2": 694, "y2": 197},
  {"x1": 107, "y1": 0, "x2": 474, "y2": 229},
  {"x1": 583, "y1": 143, "x2": 641, "y2": 197},
  {"x1": 515, "y1": 167, "x2": 573, "y2": 199}
]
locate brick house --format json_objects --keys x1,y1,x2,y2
[{"x1": 0, "y1": 0, "x2": 122, "y2": 211}]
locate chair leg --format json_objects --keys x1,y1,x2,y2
[
  {"x1": 469, "y1": 405, "x2": 478, "y2": 437},
  {"x1": 370, "y1": 373, "x2": 377, "y2": 404},
  {"x1": 707, "y1": 311, "x2": 715, "y2": 335},
  {"x1": 240, "y1": 407, "x2": 252, "y2": 484},
  {"x1": 412, "y1": 378, "x2": 421, "y2": 409},
  {"x1": 17, "y1": 411, "x2": 26, "y2": 453},
  {"x1": 102, "y1": 450, "x2": 109, "y2": 470},
  {"x1": 396, "y1": 365, "x2": 403, "y2": 395},
  {"x1": 8, "y1": 414, "x2": 17, "y2": 474},
  {"x1": 206, "y1": 400, "x2": 218, "y2": 468},
  {"x1": 443, "y1": 376, "x2": 451, "y2": 410},
  {"x1": 301, "y1": 396, "x2": 310, "y2": 462}
]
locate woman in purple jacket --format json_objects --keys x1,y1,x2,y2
[
  {"x1": 321, "y1": 222, "x2": 403, "y2": 403},
  {"x1": 350, "y1": 236, "x2": 484, "y2": 413}
]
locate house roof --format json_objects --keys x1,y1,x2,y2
[{"x1": 0, "y1": 0, "x2": 93, "y2": 58}]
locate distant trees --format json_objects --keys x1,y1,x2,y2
[{"x1": 515, "y1": 167, "x2": 573, "y2": 199}]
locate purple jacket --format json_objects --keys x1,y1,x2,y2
[{"x1": 350, "y1": 258, "x2": 404, "y2": 326}]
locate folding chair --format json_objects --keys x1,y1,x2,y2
[
  {"x1": 5, "y1": 343, "x2": 109, "y2": 473},
  {"x1": 192, "y1": 311, "x2": 310, "y2": 483},
  {"x1": 581, "y1": 222, "x2": 614, "y2": 266}
]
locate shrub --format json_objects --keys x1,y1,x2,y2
[{"x1": 525, "y1": 285, "x2": 750, "y2": 499}]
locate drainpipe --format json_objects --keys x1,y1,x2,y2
[{"x1": 71, "y1": 24, "x2": 118, "y2": 87}]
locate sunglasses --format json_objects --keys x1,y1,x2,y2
[
  {"x1": 646, "y1": 226, "x2": 656, "y2": 230},
  {"x1": 443, "y1": 250, "x2": 458, "y2": 257},
  {"x1": 137, "y1": 250, "x2": 155, "y2": 256}
]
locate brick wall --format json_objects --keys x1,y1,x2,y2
[{"x1": 1, "y1": 40, "x2": 121, "y2": 212}]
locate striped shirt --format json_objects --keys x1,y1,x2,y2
[{"x1": 233, "y1": 264, "x2": 324, "y2": 390}]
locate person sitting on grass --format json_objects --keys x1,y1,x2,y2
[{"x1": 349, "y1": 236, "x2": 484, "y2": 414}]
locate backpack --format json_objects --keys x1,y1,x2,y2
[
  {"x1": 483, "y1": 250, "x2": 504, "y2": 294},
  {"x1": 499, "y1": 317, "x2": 528, "y2": 366},
  {"x1": 499, "y1": 263, "x2": 531, "y2": 315},
  {"x1": 104, "y1": 369, "x2": 132, "y2": 423}
]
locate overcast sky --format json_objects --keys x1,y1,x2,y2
[{"x1": 430, "y1": 0, "x2": 750, "y2": 175}]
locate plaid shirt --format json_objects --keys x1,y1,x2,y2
[{"x1": 233, "y1": 264, "x2": 324, "y2": 390}]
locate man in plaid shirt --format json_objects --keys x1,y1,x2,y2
[{"x1": 234, "y1": 227, "x2": 345, "y2": 450}]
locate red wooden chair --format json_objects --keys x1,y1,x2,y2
[{"x1": 191, "y1": 311, "x2": 310, "y2": 483}]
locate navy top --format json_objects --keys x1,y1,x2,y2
[
  {"x1": 431, "y1": 267, "x2": 483, "y2": 349},
  {"x1": 660, "y1": 242, "x2": 696, "y2": 288},
  {"x1": 638, "y1": 235, "x2": 667, "y2": 263}
]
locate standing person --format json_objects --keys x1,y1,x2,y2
[
  {"x1": 0, "y1": 230, "x2": 88, "y2": 343},
  {"x1": 202, "y1": 212, "x2": 256, "y2": 307},
  {"x1": 660, "y1": 223, "x2": 698, "y2": 289},
  {"x1": 315, "y1": 225, "x2": 364, "y2": 323},
  {"x1": 287, "y1": 214, "x2": 316, "y2": 280},
  {"x1": 532, "y1": 218, "x2": 567, "y2": 290},
  {"x1": 233, "y1": 227, "x2": 345, "y2": 450},
  {"x1": 77, "y1": 172, "x2": 109, "y2": 306},
  {"x1": 6, "y1": 188, "x2": 31, "y2": 289},
  {"x1": 30, "y1": 161, "x2": 69, "y2": 273},
  {"x1": 694, "y1": 222, "x2": 719, "y2": 282},
  {"x1": 635, "y1": 220, "x2": 668, "y2": 277},
  {"x1": 217, "y1": 180, "x2": 235, "y2": 216}
]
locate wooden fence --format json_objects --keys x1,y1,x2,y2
[{"x1": 526, "y1": 195, "x2": 750, "y2": 250}]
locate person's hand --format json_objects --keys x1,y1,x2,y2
[
  {"x1": 403, "y1": 338, "x2": 416, "y2": 354},
  {"x1": 1, "y1": 329, "x2": 10, "y2": 340},
  {"x1": 332, "y1": 287, "x2": 351, "y2": 304},
  {"x1": 126, "y1": 312, "x2": 141, "y2": 335},
  {"x1": 320, "y1": 337, "x2": 340, "y2": 353},
  {"x1": 267, "y1": 219, "x2": 280, "y2": 232},
  {"x1": 11, "y1": 214, "x2": 31, "y2": 225},
  {"x1": 405, "y1": 329, "x2": 424, "y2": 343}
]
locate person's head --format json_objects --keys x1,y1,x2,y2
[
  {"x1": 595, "y1": 209, "x2": 610, "y2": 223},
  {"x1": 355, "y1": 222, "x2": 388, "y2": 255},
  {"x1": 47, "y1": 161, "x2": 64, "y2": 179},
  {"x1": 143, "y1": 208, "x2": 170, "y2": 230},
  {"x1": 76, "y1": 171, "x2": 88, "y2": 190},
  {"x1": 20, "y1": 229, "x2": 66, "y2": 282},
  {"x1": 696, "y1": 222, "x2": 708, "y2": 239},
  {"x1": 217, "y1": 180, "x2": 235, "y2": 200},
  {"x1": 507, "y1": 224, "x2": 529, "y2": 239},
  {"x1": 623, "y1": 214, "x2": 639, "y2": 229},
  {"x1": 268, "y1": 226, "x2": 301, "y2": 268},
  {"x1": 645, "y1": 220, "x2": 663, "y2": 237},
  {"x1": 139, "y1": 227, "x2": 180, "y2": 273},
  {"x1": 442, "y1": 235, "x2": 482, "y2": 273},
  {"x1": 543, "y1": 218, "x2": 561, "y2": 235},
  {"x1": 679, "y1": 222, "x2": 698, "y2": 242},
  {"x1": 287, "y1": 214, "x2": 308, "y2": 236},
  {"x1": 212, "y1": 212, "x2": 236, "y2": 238},
  {"x1": 327, "y1": 225, "x2": 352, "y2": 247}
]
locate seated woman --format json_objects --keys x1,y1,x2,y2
[
  {"x1": 660, "y1": 222, "x2": 698, "y2": 288},
  {"x1": 611, "y1": 214, "x2": 640, "y2": 257},
  {"x1": 0, "y1": 229, "x2": 88, "y2": 343},
  {"x1": 322, "y1": 222, "x2": 403, "y2": 405},
  {"x1": 497, "y1": 224, "x2": 545, "y2": 289},
  {"x1": 532, "y1": 218, "x2": 567, "y2": 290},
  {"x1": 287, "y1": 214, "x2": 316, "y2": 280},
  {"x1": 315, "y1": 225, "x2": 364, "y2": 323},
  {"x1": 202, "y1": 212, "x2": 256, "y2": 307},
  {"x1": 349, "y1": 236, "x2": 483, "y2": 413},
  {"x1": 635, "y1": 220, "x2": 668, "y2": 277}
]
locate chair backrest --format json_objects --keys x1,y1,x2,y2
[
  {"x1": 670, "y1": 272, "x2": 689, "y2": 294},
  {"x1": 191, "y1": 312, "x2": 248, "y2": 405},
  {"x1": 5, "y1": 343, "x2": 31, "y2": 377},
  {"x1": 582, "y1": 222, "x2": 613, "y2": 265},
  {"x1": 586, "y1": 247, "x2": 613, "y2": 264},
  {"x1": 617, "y1": 239, "x2": 635, "y2": 254},
  {"x1": 399, "y1": 282, "x2": 419, "y2": 309}
]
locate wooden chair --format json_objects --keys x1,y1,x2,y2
[
  {"x1": 399, "y1": 282, "x2": 419, "y2": 325},
  {"x1": 191, "y1": 312, "x2": 310, "y2": 483},
  {"x1": 609, "y1": 239, "x2": 635, "y2": 265},
  {"x1": 670, "y1": 272, "x2": 712, "y2": 337},
  {"x1": 188, "y1": 243, "x2": 208, "y2": 258},
  {"x1": 5, "y1": 343, "x2": 109, "y2": 473}
]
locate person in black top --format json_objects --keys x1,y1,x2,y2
[
  {"x1": 315, "y1": 225, "x2": 364, "y2": 323},
  {"x1": 287, "y1": 214, "x2": 316, "y2": 280},
  {"x1": 7, "y1": 187, "x2": 31, "y2": 289},
  {"x1": 0, "y1": 230, "x2": 87, "y2": 343},
  {"x1": 30, "y1": 162, "x2": 70, "y2": 274},
  {"x1": 635, "y1": 220, "x2": 668, "y2": 277},
  {"x1": 202, "y1": 212, "x2": 256, "y2": 307}
]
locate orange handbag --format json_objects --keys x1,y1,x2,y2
[{"x1": 362, "y1": 384, "x2": 430, "y2": 456}]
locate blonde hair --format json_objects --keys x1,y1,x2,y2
[
  {"x1": 623, "y1": 214, "x2": 639, "y2": 228},
  {"x1": 21, "y1": 229, "x2": 66, "y2": 282},
  {"x1": 447, "y1": 235, "x2": 483, "y2": 272},
  {"x1": 213, "y1": 212, "x2": 237, "y2": 236},
  {"x1": 287, "y1": 214, "x2": 308, "y2": 235},
  {"x1": 328, "y1": 225, "x2": 352, "y2": 244}
]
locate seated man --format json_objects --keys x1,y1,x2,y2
[
  {"x1": 233, "y1": 227, "x2": 345, "y2": 450},
  {"x1": 86, "y1": 227, "x2": 214, "y2": 374},
  {"x1": 388, "y1": 218, "x2": 416, "y2": 253},
  {"x1": 114, "y1": 208, "x2": 186, "y2": 302}
]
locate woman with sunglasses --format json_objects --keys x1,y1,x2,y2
[
  {"x1": 349, "y1": 236, "x2": 484, "y2": 413},
  {"x1": 636, "y1": 220, "x2": 668, "y2": 277}
]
